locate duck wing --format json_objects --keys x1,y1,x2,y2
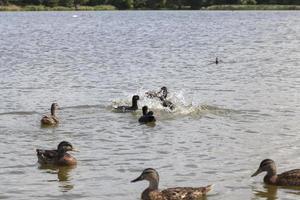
[
  {"x1": 114, "y1": 106, "x2": 133, "y2": 112},
  {"x1": 158, "y1": 185, "x2": 212, "y2": 200},
  {"x1": 41, "y1": 115, "x2": 57, "y2": 125},
  {"x1": 278, "y1": 169, "x2": 300, "y2": 186},
  {"x1": 36, "y1": 149, "x2": 58, "y2": 164}
]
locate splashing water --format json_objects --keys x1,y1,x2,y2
[{"x1": 111, "y1": 89, "x2": 237, "y2": 120}]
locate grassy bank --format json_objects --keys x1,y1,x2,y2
[
  {"x1": 207, "y1": 4, "x2": 300, "y2": 10},
  {"x1": 1, "y1": 4, "x2": 300, "y2": 11},
  {"x1": 0, "y1": 5, "x2": 116, "y2": 11}
]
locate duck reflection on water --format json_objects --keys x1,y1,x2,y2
[
  {"x1": 252, "y1": 185, "x2": 278, "y2": 200},
  {"x1": 252, "y1": 183, "x2": 300, "y2": 200},
  {"x1": 38, "y1": 165, "x2": 76, "y2": 192}
]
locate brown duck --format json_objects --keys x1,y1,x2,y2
[
  {"x1": 36, "y1": 141, "x2": 77, "y2": 166},
  {"x1": 131, "y1": 168, "x2": 212, "y2": 200},
  {"x1": 251, "y1": 159, "x2": 300, "y2": 186},
  {"x1": 41, "y1": 103, "x2": 59, "y2": 125}
]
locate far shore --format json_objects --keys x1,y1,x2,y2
[{"x1": 0, "y1": 4, "x2": 300, "y2": 11}]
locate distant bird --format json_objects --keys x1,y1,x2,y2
[
  {"x1": 215, "y1": 57, "x2": 219, "y2": 65},
  {"x1": 138, "y1": 106, "x2": 156, "y2": 124},
  {"x1": 41, "y1": 103, "x2": 59, "y2": 126},
  {"x1": 36, "y1": 141, "x2": 78, "y2": 166},
  {"x1": 114, "y1": 95, "x2": 140, "y2": 112},
  {"x1": 131, "y1": 168, "x2": 213, "y2": 200},
  {"x1": 251, "y1": 159, "x2": 300, "y2": 186}
]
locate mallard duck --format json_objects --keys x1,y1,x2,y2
[
  {"x1": 251, "y1": 159, "x2": 300, "y2": 186},
  {"x1": 146, "y1": 87, "x2": 168, "y2": 100},
  {"x1": 114, "y1": 95, "x2": 140, "y2": 112},
  {"x1": 41, "y1": 103, "x2": 59, "y2": 126},
  {"x1": 139, "y1": 106, "x2": 156, "y2": 124},
  {"x1": 146, "y1": 87, "x2": 175, "y2": 110},
  {"x1": 131, "y1": 168, "x2": 212, "y2": 200},
  {"x1": 36, "y1": 141, "x2": 77, "y2": 166}
]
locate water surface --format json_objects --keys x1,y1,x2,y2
[{"x1": 0, "y1": 11, "x2": 300, "y2": 200}]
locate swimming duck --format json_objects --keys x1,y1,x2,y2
[
  {"x1": 41, "y1": 103, "x2": 59, "y2": 126},
  {"x1": 131, "y1": 168, "x2": 212, "y2": 200},
  {"x1": 139, "y1": 106, "x2": 156, "y2": 124},
  {"x1": 36, "y1": 141, "x2": 77, "y2": 166},
  {"x1": 251, "y1": 159, "x2": 300, "y2": 186},
  {"x1": 146, "y1": 87, "x2": 168, "y2": 100},
  {"x1": 146, "y1": 87, "x2": 175, "y2": 110},
  {"x1": 114, "y1": 95, "x2": 140, "y2": 112}
]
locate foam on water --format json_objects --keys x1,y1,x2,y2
[{"x1": 111, "y1": 89, "x2": 238, "y2": 119}]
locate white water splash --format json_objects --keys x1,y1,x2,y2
[{"x1": 111, "y1": 89, "x2": 236, "y2": 119}]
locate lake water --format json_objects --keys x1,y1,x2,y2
[{"x1": 0, "y1": 11, "x2": 300, "y2": 200}]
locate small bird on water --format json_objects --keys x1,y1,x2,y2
[{"x1": 215, "y1": 57, "x2": 219, "y2": 65}]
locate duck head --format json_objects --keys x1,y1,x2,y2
[
  {"x1": 57, "y1": 141, "x2": 77, "y2": 152},
  {"x1": 159, "y1": 87, "x2": 168, "y2": 99},
  {"x1": 142, "y1": 106, "x2": 148, "y2": 115},
  {"x1": 251, "y1": 159, "x2": 277, "y2": 177},
  {"x1": 131, "y1": 168, "x2": 159, "y2": 185},
  {"x1": 132, "y1": 95, "x2": 140, "y2": 101},
  {"x1": 132, "y1": 95, "x2": 140, "y2": 108},
  {"x1": 51, "y1": 103, "x2": 59, "y2": 115}
]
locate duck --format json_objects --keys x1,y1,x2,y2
[
  {"x1": 131, "y1": 168, "x2": 213, "y2": 200},
  {"x1": 114, "y1": 95, "x2": 140, "y2": 112},
  {"x1": 41, "y1": 103, "x2": 59, "y2": 126},
  {"x1": 146, "y1": 87, "x2": 175, "y2": 110},
  {"x1": 139, "y1": 106, "x2": 156, "y2": 124},
  {"x1": 158, "y1": 87, "x2": 175, "y2": 110},
  {"x1": 251, "y1": 159, "x2": 300, "y2": 186},
  {"x1": 36, "y1": 141, "x2": 77, "y2": 166}
]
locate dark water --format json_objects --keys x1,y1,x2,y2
[{"x1": 0, "y1": 11, "x2": 300, "y2": 200}]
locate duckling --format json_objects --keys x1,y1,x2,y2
[
  {"x1": 114, "y1": 95, "x2": 140, "y2": 112},
  {"x1": 139, "y1": 106, "x2": 156, "y2": 124},
  {"x1": 41, "y1": 103, "x2": 59, "y2": 126},
  {"x1": 36, "y1": 141, "x2": 77, "y2": 166},
  {"x1": 131, "y1": 168, "x2": 212, "y2": 200},
  {"x1": 251, "y1": 159, "x2": 300, "y2": 186}
]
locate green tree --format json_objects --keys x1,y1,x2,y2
[
  {"x1": 133, "y1": 0, "x2": 146, "y2": 8},
  {"x1": 87, "y1": 0, "x2": 106, "y2": 5},
  {"x1": 74, "y1": 0, "x2": 89, "y2": 9},
  {"x1": 188, "y1": 0, "x2": 202, "y2": 9},
  {"x1": 43, "y1": 0, "x2": 60, "y2": 7},
  {"x1": 0, "y1": 0, "x2": 9, "y2": 5},
  {"x1": 59, "y1": 0, "x2": 73, "y2": 6},
  {"x1": 240, "y1": 0, "x2": 257, "y2": 4},
  {"x1": 22, "y1": 0, "x2": 42, "y2": 5},
  {"x1": 108, "y1": 0, "x2": 132, "y2": 9},
  {"x1": 165, "y1": 0, "x2": 182, "y2": 9},
  {"x1": 7, "y1": 0, "x2": 22, "y2": 5},
  {"x1": 144, "y1": 0, "x2": 165, "y2": 9}
]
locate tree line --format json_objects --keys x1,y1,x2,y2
[{"x1": 0, "y1": 0, "x2": 299, "y2": 10}]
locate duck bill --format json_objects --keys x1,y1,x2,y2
[
  {"x1": 251, "y1": 168, "x2": 262, "y2": 177},
  {"x1": 72, "y1": 148, "x2": 80, "y2": 152},
  {"x1": 131, "y1": 175, "x2": 143, "y2": 183}
]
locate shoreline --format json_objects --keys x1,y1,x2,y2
[{"x1": 0, "y1": 4, "x2": 300, "y2": 11}]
